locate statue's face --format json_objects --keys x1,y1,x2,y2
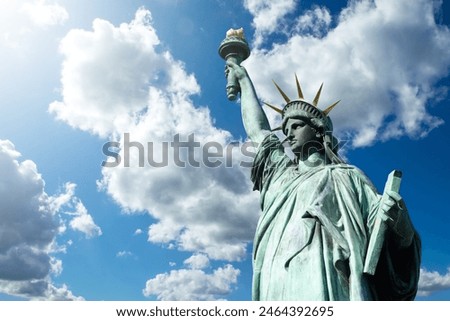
[{"x1": 284, "y1": 117, "x2": 320, "y2": 155}]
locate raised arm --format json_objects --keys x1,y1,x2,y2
[{"x1": 226, "y1": 61, "x2": 271, "y2": 144}]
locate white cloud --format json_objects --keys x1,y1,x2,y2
[
  {"x1": 143, "y1": 264, "x2": 239, "y2": 300},
  {"x1": 134, "y1": 228, "x2": 143, "y2": 236},
  {"x1": 116, "y1": 251, "x2": 133, "y2": 258},
  {"x1": 243, "y1": 0, "x2": 297, "y2": 46},
  {"x1": 418, "y1": 267, "x2": 450, "y2": 296},
  {"x1": 21, "y1": 0, "x2": 68, "y2": 27},
  {"x1": 244, "y1": 0, "x2": 450, "y2": 147},
  {"x1": 184, "y1": 253, "x2": 210, "y2": 270},
  {"x1": 295, "y1": 6, "x2": 331, "y2": 37},
  {"x1": 49, "y1": 8, "x2": 198, "y2": 138},
  {"x1": 0, "y1": 2, "x2": 28, "y2": 49},
  {"x1": 0, "y1": 1, "x2": 67, "y2": 51},
  {"x1": 68, "y1": 202, "x2": 102, "y2": 238},
  {"x1": 148, "y1": 220, "x2": 183, "y2": 244},
  {"x1": 0, "y1": 140, "x2": 81, "y2": 300},
  {"x1": 51, "y1": 8, "x2": 259, "y2": 263},
  {"x1": 0, "y1": 280, "x2": 83, "y2": 301},
  {"x1": 50, "y1": 258, "x2": 63, "y2": 276},
  {"x1": 49, "y1": 182, "x2": 102, "y2": 239}
]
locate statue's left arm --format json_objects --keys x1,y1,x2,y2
[
  {"x1": 379, "y1": 191, "x2": 416, "y2": 248},
  {"x1": 367, "y1": 190, "x2": 421, "y2": 300}
]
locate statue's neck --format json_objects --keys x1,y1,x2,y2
[{"x1": 296, "y1": 151, "x2": 328, "y2": 172}]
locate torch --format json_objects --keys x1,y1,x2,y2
[{"x1": 218, "y1": 28, "x2": 250, "y2": 101}]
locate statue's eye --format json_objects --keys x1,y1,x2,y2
[{"x1": 292, "y1": 121, "x2": 305, "y2": 130}]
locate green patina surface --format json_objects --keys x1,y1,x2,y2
[{"x1": 220, "y1": 28, "x2": 421, "y2": 300}]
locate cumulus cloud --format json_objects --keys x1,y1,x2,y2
[
  {"x1": 184, "y1": 253, "x2": 210, "y2": 270},
  {"x1": 143, "y1": 264, "x2": 239, "y2": 300},
  {"x1": 0, "y1": 140, "x2": 83, "y2": 300},
  {"x1": 294, "y1": 6, "x2": 331, "y2": 38},
  {"x1": 243, "y1": 0, "x2": 297, "y2": 46},
  {"x1": 49, "y1": 8, "x2": 198, "y2": 138},
  {"x1": 0, "y1": 280, "x2": 82, "y2": 301},
  {"x1": 244, "y1": 0, "x2": 450, "y2": 147},
  {"x1": 52, "y1": 8, "x2": 259, "y2": 264},
  {"x1": 418, "y1": 267, "x2": 450, "y2": 296},
  {"x1": 21, "y1": 0, "x2": 68, "y2": 27}
]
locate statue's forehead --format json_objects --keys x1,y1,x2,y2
[
  {"x1": 285, "y1": 116, "x2": 310, "y2": 124},
  {"x1": 283, "y1": 113, "x2": 313, "y2": 126},
  {"x1": 282, "y1": 115, "x2": 314, "y2": 133}
]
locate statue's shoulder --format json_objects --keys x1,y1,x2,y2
[
  {"x1": 327, "y1": 163, "x2": 358, "y2": 174},
  {"x1": 327, "y1": 164, "x2": 377, "y2": 190}
]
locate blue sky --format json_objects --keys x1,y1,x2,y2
[{"x1": 0, "y1": 0, "x2": 449, "y2": 301}]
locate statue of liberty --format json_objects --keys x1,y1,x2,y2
[{"x1": 220, "y1": 29, "x2": 421, "y2": 301}]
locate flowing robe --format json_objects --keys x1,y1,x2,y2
[{"x1": 251, "y1": 134, "x2": 421, "y2": 301}]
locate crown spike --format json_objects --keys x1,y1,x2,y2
[
  {"x1": 263, "y1": 102, "x2": 283, "y2": 114},
  {"x1": 295, "y1": 74, "x2": 304, "y2": 99},
  {"x1": 322, "y1": 100, "x2": 341, "y2": 116},
  {"x1": 272, "y1": 80, "x2": 291, "y2": 104},
  {"x1": 312, "y1": 83, "x2": 323, "y2": 106}
]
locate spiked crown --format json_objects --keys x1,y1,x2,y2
[{"x1": 264, "y1": 75, "x2": 340, "y2": 133}]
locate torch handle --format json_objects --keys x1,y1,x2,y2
[{"x1": 225, "y1": 55, "x2": 242, "y2": 101}]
